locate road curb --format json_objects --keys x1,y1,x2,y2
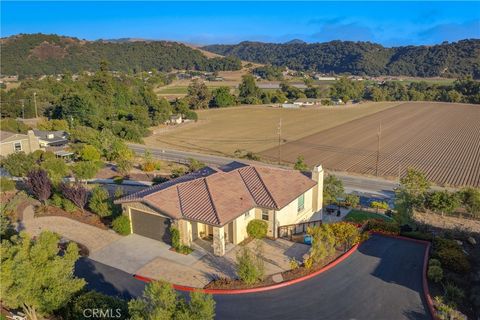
[{"x1": 133, "y1": 242, "x2": 359, "y2": 295}]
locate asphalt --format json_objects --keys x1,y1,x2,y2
[{"x1": 75, "y1": 235, "x2": 430, "y2": 320}]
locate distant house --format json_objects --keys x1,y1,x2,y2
[
  {"x1": 0, "y1": 130, "x2": 41, "y2": 157},
  {"x1": 32, "y1": 130, "x2": 69, "y2": 147},
  {"x1": 281, "y1": 103, "x2": 300, "y2": 109},
  {"x1": 294, "y1": 98, "x2": 321, "y2": 107},
  {"x1": 115, "y1": 162, "x2": 324, "y2": 256},
  {"x1": 167, "y1": 114, "x2": 183, "y2": 125}
]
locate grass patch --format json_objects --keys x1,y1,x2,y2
[{"x1": 344, "y1": 210, "x2": 392, "y2": 223}]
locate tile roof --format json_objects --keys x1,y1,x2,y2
[{"x1": 116, "y1": 162, "x2": 316, "y2": 226}]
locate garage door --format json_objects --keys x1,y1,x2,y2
[{"x1": 130, "y1": 209, "x2": 171, "y2": 243}]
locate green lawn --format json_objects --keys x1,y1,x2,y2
[{"x1": 344, "y1": 210, "x2": 392, "y2": 223}]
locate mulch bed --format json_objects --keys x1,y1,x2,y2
[
  {"x1": 36, "y1": 205, "x2": 109, "y2": 230},
  {"x1": 205, "y1": 249, "x2": 345, "y2": 290}
]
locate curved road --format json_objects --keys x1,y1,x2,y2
[{"x1": 75, "y1": 235, "x2": 430, "y2": 320}]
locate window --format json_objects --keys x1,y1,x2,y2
[
  {"x1": 244, "y1": 211, "x2": 251, "y2": 220},
  {"x1": 297, "y1": 194, "x2": 305, "y2": 213},
  {"x1": 14, "y1": 142, "x2": 22, "y2": 152},
  {"x1": 262, "y1": 210, "x2": 269, "y2": 221}
]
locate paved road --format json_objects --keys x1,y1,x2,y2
[
  {"x1": 128, "y1": 144, "x2": 400, "y2": 197},
  {"x1": 75, "y1": 235, "x2": 430, "y2": 320}
]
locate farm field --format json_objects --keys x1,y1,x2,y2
[
  {"x1": 144, "y1": 101, "x2": 400, "y2": 155},
  {"x1": 261, "y1": 102, "x2": 480, "y2": 187}
]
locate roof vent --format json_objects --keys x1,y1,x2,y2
[{"x1": 47, "y1": 134, "x2": 54, "y2": 139}]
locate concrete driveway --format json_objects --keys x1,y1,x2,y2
[{"x1": 89, "y1": 234, "x2": 207, "y2": 274}]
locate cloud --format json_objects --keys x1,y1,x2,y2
[{"x1": 417, "y1": 20, "x2": 480, "y2": 43}]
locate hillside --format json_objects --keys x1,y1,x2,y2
[
  {"x1": 0, "y1": 34, "x2": 242, "y2": 76},
  {"x1": 203, "y1": 39, "x2": 480, "y2": 78}
]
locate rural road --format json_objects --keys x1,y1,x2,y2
[
  {"x1": 75, "y1": 235, "x2": 430, "y2": 320},
  {"x1": 128, "y1": 144, "x2": 399, "y2": 196}
]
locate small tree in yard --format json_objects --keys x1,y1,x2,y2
[
  {"x1": 323, "y1": 175, "x2": 345, "y2": 205},
  {"x1": 459, "y1": 187, "x2": 480, "y2": 217},
  {"x1": 61, "y1": 182, "x2": 88, "y2": 213},
  {"x1": 425, "y1": 190, "x2": 460, "y2": 216},
  {"x1": 89, "y1": 186, "x2": 112, "y2": 217},
  {"x1": 329, "y1": 222, "x2": 361, "y2": 251},
  {"x1": 72, "y1": 161, "x2": 100, "y2": 181},
  {"x1": 0, "y1": 231, "x2": 85, "y2": 320},
  {"x1": 26, "y1": 169, "x2": 52, "y2": 204},
  {"x1": 370, "y1": 201, "x2": 389, "y2": 212},
  {"x1": 236, "y1": 243, "x2": 265, "y2": 285},
  {"x1": 128, "y1": 281, "x2": 215, "y2": 320},
  {"x1": 246, "y1": 219, "x2": 268, "y2": 239},
  {"x1": 294, "y1": 155, "x2": 309, "y2": 172},
  {"x1": 112, "y1": 215, "x2": 131, "y2": 235},
  {"x1": 188, "y1": 158, "x2": 206, "y2": 172},
  {"x1": 307, "y1": 224, "x2": 336, "y2": 264},
  {"x1": 345, "y1": 194, "x2": 360, "y2": 208}
]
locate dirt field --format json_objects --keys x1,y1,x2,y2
[
  {"x1": 261, "y1": 102, "x2": 480, "y2": 187},
  {"x1": 144, "y1": 101, "x2": 400, "y2": 155}
]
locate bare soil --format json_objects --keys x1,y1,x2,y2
[{"x1": 36, "y1": 206, "x2": 109, "y2": 230}]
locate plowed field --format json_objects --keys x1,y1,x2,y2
[{"x1": 260, "y1": 102, "x2": 480, "y2": 187}]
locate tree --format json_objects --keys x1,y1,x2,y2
[
  {"x1": 323, "y1": 175, "x2": 344, "y2": 205},
  {"x1": 142, "y1": 149, "x2": 157, "y2": 172},
  {"x1": 128, "y1": 281, "x2": 215, "y2": 320},
  {"x1": 307, "y1": 224, "x2": 336, "y2": 263},
  {"x1": 0, "y1": 177, "x2": 15, "y2": 193},
  {"x1": 0, "y1": 231, "x2": 85, "y2": 319},
  {"x1": 187, "y1": 79, "x2": 211, "y2": 109},
  {"x1": 238, "y1": 75, "x2": 260, "y2": 104},
  {"x1": 425, "y1": 191, "x2": 460, "y2": 216},
  {"x1": 235, "y1": 243, "x2": 264, "y2": 285},
  {"x1": 294, "y1": 155, "x2": 309, "y2": 171},
  {"x1": 458, "y1": 187, "x2": 480, "y2": 217},
  {"x1": 1, "y1": 152, "x2": 36, "y2": 177},
  {"x1": 398, "y1": 168, "x2": 430, "y2": 209},
  {"x1": 60, "y1": 182, "x2": 88, "y2": 213},
  {"x1": 72, "y1": 161, "x2": 100, "y2": 181},
  {"x1": 188, "y1": 158, "x2": 206, "y2": 172},
  {"x1": 62, "y1": 291, "x2": 129, "y2": 320},
  {"x1": 345, "y1": 194, "x2": 360, "y2": 208},
  {"x1": 37, "y1": 119, "x2": 69, "y2": 131},
  {"x1": 79, "y1": 144, "x2": 101, "y2": 161},
  {"x1": 210, "y1": 86, "x2": 237, "y2": 108},
  {"x1": 88, "y1": 186, "x2": 112, "y2": 217},
  {"x1": 26, "y1": 169, "x2": 52, "y2": 203},
  {"x1": 40, "y1": 157, "x2": 68, "y2": 184},
  {"x1": 330, "y1": 222, "x2": 361, "y2": 251},
  {"x1": 370, "y1": 201, "x2": 389, "y2": 212}
]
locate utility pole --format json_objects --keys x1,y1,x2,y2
[
  {"x1": 21, "y1": 99, "x2": 25, "y2": 119},
  {"x1": 33, "y1": 92, "x2": 38, "y2": 118},
  {"x1": 277, "y1": 118, "x2": 282, "y2": 164},
  {"x1": 375, "y1": 122, "x2": 382, "y2": 176}
]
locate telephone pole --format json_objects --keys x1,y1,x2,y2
[
  {"x1": 277, "y1": 118, "x2": 282, "y2": 164},
  {"x1": 21, "y1": 99, "x2": 25, "y2": 119},
  {"x1": 33, "y1": 92, "x2": 38, "y2": 118},
  {"x1": 375, "y1": 122, "x2": 382, "y2": 176}
]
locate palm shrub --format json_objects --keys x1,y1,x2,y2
[
  {"x1": 246, "y1": 219, "x2": 268, "y2": 239},
  {"x1": 112, "y1": 216, "x2": 131, "y2": 235}
]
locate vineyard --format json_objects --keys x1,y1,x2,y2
[{"x1": 261, "y1": 102, "x2": 480, "y2": 187}]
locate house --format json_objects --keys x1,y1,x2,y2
[
  {"x1": 115, "y1": 162, "x2": 324, "y2": 256},
  {"x1": 281, "y1": 103, "x2": 300, "y2": 109},
  {"x1": 293, "y1": 98, "x2": 321, "y2": 107},
  {"x1": 32, "y1": 130, "x2": 69, "y2": 147},
  {"x1": 167, "y1": 114, "x2": 183, "y2": 125},
  {"x1": 0, "y1": 130, "x2": 41, "y2": 157}
]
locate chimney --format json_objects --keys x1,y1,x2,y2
[{"x1": 312, "y1": 165, "x2": 324, "y2": 215}]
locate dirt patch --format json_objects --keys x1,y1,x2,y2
[
  {"x1": 414, "y1": 211, "x2": 480, "y2": 234},
  {"x1": 36, "y1": 206, "x2": 108, "y2": 230}
]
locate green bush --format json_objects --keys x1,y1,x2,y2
[
  {"x1": 434, "y1": 238, "x2": 471, "y2": 274},
  {"x1": 62, "y1": 290, "x2": 129, "y2": 320},
  {"x1": 428, "y1": 265, "x2": 443, "y2": 283},
  {"x1": 401, "y1": 231, "x2": 433, "y2": 241},
  {"x1": 365, "y1": 220, "x2": 400, "y2": 234},
  {"x1": 89, "y1": 186, "x2": 112, "y2": 217},
  {"x1": 429, "y1": 258, "x2": 441, "y2": 267},
  {"x1": 170, "y1": 226, "x2": 181, "y2": 250},
  {"x1": 112, "y1": 215, "x2": 131, "y2": 235},
  {"x1": 444, "y1": 282, "x2": 465, "y2": 307},
  {"x1": 236, "y1": 245, "x2": 264, "y2": 284},
  {"x1": 62, "y1": 198, "x2": 77, "y2": 213},
  {"x1": 113, "y1": 176, "x2": 124, "y2": 185},
  {"x1": 50, "y1": 193, "x2": 63, "y2": 207},
  {"x1": 0, "y1": 178, "x2": 15, "y2": 193},
  {"x1": 246, "y1": 219, "x2": 268, "y2": 239}
]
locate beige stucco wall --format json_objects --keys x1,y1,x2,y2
[
  {"x1": 232, "y1": 208, "x2": 256, "y2": 244},
  {"x1": 0, "y1": 131, "x2": 41, "y2": 157},
  {"x1": 274, "y1": 187, "x2": 315, "y2": 237}
]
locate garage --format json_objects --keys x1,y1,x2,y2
[{"x1": 130, "y1": 209, "x2": 171, "y2": 244}]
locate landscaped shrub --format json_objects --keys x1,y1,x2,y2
[
  {"x1": 429, "y1": 258, "x2": 441, "y2": 267},
  {"x1": 50, "y1": 193, "x2": 63, "y2": 207},
  {"x1": 61, "y1": 290, "x2": 129, "y2": 320},
  {"x1": 444, "y1": 282, "x2": 465, "y2": 307},
  {"x1": 152, "y1": 176, "x2": 169, "y2": 185},
  {"x1": 428, "y1": 265, "x2": 443, "y2": 283},
  {"x1": 112, "y1": 216, "x2": 131, "y2": 235},
  {"x1": 433, "y1": 238, "x2": 471, "y2": 274},
  {"x1": 0, "y1": 178, "x2": 15, "y2": 193},
  {"x1": 330, "y1": 222, "x2": 361, "y2": 250},
  {"x1": 308, "y1": 224, "x2": 336, "y2": 263},
  {"x1": 434, "y1": 296, "x2": 464, "y2": 320},
  {"x1": 89, "y1": 186, "x2": 112, "y2": 217},
  {"x1": 113, "y1": 176, "x2": 124, "y2": 185},
  {"x1": 246, "y1": 219, "x2": 268, "y2": 239},
  {"x1": 236, "y1": 245, "x2": 264, "y2": 284},
  {"x1": 62, "y1": 198, "x2": 77, "y2": 213},
  {"x1": 142, "y1": 162, "x2": 156, "y2": 172},
  {"x1": 289, "y1": 258, "x2": 299, "y2": 270},
  {"x1": 365, "y1": 220, "x2": 400, "y2": 234},
  {"x1": 170, "y1": 226, "x2": 181, "y2": 249},
  {"x1": 401, "y1": 231, "x2": 433, "y2": 241}
]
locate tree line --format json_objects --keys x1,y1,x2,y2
[
  {"x1": 203, "y1": 39, "x2": 480, "y2": 78},
  {"x1": 1, "y1": 33, "x2": 242, "y2": 77}
]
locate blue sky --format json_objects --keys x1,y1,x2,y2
[{"x1": 1, "y1": 1, "x2": 479, "y2": 46}]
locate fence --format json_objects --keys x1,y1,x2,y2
[{"x1": 278, "y1": 220, "x2": 323, "y2": 241}]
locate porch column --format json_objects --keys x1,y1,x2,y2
[
  {"x1": 212, "y1": 226, "x2": 225, "y2": 256},
  {"x1": 178, "y1": 219, "x2": 192, "y2": 247}
]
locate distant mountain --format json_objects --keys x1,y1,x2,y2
[
  {"x1": 203, "y1": 40, "x2": 480, "y2": 78},
  {"x1": 0, "y1": 33, "x2": 242, "y2": 76},
  {"x1": 284, "y1": 39, "x2": 306, "y2": 45}
]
